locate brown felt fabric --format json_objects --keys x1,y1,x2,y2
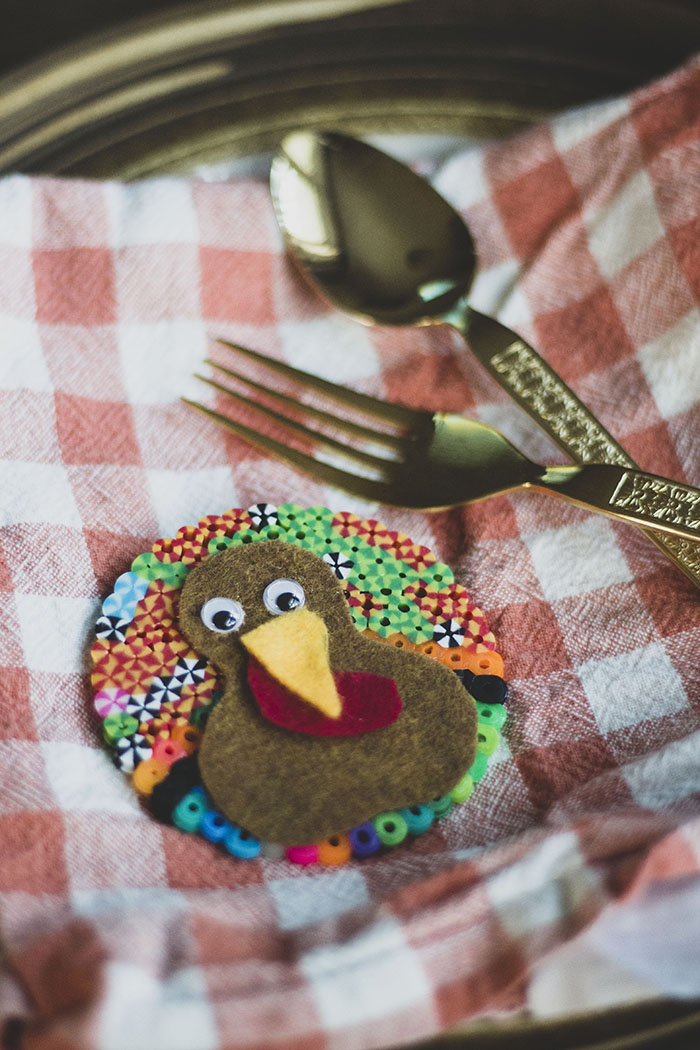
[{"x1": 179, "y1": 541, "x2": 477, "y2": 844}]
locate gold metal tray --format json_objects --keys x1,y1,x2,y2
[{"x1": 1, "y1": 0, "x2": 700, "y2": 179}]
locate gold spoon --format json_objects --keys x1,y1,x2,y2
[{"x1": 270, "y1": 129, "x2": 700, "y2": 587}]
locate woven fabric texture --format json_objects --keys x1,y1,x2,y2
[{"x1": 2, "y1": 55, "x2": 700, "y2": 1050}]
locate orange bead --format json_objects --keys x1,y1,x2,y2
[
  {"x1": 172, "y1": 724, "x2": 203, "y2": 754},
  {"x1": 132, "y1": 758, "x2": 169, "y2": 795},
  {"x1": 317, "y1": 833, "x2": 352, "y2": 866}
]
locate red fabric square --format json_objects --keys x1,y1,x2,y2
[
  {"x1": 33, "y1": 248, "x2": 116, "y2": 325},
  {"x1": 490, "y1": 154, "x2": 581, "y2": 261},
  {"x1": 83, "y1": 527, "x2": 155, "y2": 597},
  {"x1": 553, "y1": 584, "x2": 658, "y2": 665},
  {"x1": 492, "y1": 599, "x2": 571, "y2": 679},
  {"x1": 669, "y1": 216, "x2": 700, "y2": 303},
  {"x1": 606, "y1": 709, "x2": 699, "y2": 764},
  {"x1": 515, "y1": 737, "x2": 618, "y2": 817},
  {"x1": 620, "y1": 420, "x2": 687, "y2": 478},
  {"x1": 633, "y1": 64, "x2": 700, "y2": 162},
  {"x1": 161, "y1": 825, "x2": 264, "y2": 888},
  {"x1": 0, "y1": 667, "x2": 37, "y2": 741},
  {"x1": 635, "y1": 564, "x2": 700, "y2": 638},
  {"x1": 55, "y1": 392, "x2": 141, "y2": 465},
  {"x1": 0, "y1": 811, "x2": 69, "y2": 892},
  {"x1": 199, "y1": 247, "x2": 275, "y2": 324},
  {"x1": 534, "y1": 285, "x2": 635, "y2": 381},
  {"x1": 610, "y1": 238, "x2": 696, "y2": 347}
]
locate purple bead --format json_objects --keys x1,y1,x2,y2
[{"x1": 349, "y1": 822, "x2": 381, "y2": 858}]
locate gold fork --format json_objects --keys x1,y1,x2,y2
[{"x1": 184, "y1": 341, "x2": 700, "y2": 542}]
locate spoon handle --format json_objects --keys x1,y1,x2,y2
[{"x1": 460, "y1": 307, "x2": 700, "y2": 588}]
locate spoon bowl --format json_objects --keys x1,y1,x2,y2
[{"x1": 270, "y1": 130, "x2": 476, "y2": 327}]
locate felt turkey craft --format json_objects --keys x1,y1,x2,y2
[{"x1": 91, "y1": 504, "x2": 507, "y2": 864}]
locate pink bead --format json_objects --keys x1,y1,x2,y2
[
  {"x1": 285, "y1": 844, "x2": 319, "y2": 866},
  {"x1": 153, "y1": 737, "x2": 188, "y2": 767},
  {"x1": 94, "y1": 688, "x2": 129, "y2": 718}
]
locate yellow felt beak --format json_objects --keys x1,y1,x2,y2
[{"x1": 240, "y1": 607, "x2": 342, "y2": 719}]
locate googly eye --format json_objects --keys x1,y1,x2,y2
[
  {"x1": 263, "y1": 578, "x2": 306, "y2": 615},
  {"x1": 200, "y1": 597, "x2": 245, "y2": 633}
]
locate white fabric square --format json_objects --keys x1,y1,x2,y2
[
  {"x1": 433, "y1": 144, "x2": 489, "y2": 209},
  {"x1": 302, "y1": 916, "x2": 433, "y2": 1031},
  {"x1": 552, "y1": 95, "x2": 631, "y2": 153},
  {"x1": 468, "y1": 258, "x2": 529, "y2": 322},
  {"x1": 146, "y1": 466, "x2": 238, "y2": 537},
  {"x1": 0, "y1": 176, "x2": 33, "y2": 248},
  {"x1": 487, "y1": 831, "x2": 602, "y2": 937},
  {"x1": 106, "y1": 180, "x2": 199, "y2": 246},
  {"x1": 0, "y1": 460, "x2": 82, "y2": 528},
  {"x1": 96, "y1": 961, "x2": 218, "y2": 1050},
  {"x1": 0, "y1": 315, "x2": 51, "y2": 390},
  {"x1": 15, "y1": 594, "x2": 98, "y2": 673},
  {"x1": 525, "y1": 517, "x2": 632, "y2": 602},
  {"x1": 42, "y1": 741, "x2": 142, "y2": 815},
  {"x1": 578, "y1": 641, "x2": 688, "y2": 733},
  {"x1": 584, "y1": 167, "x2": 665, "y2": 279},
  {"x1": 622, "y1": 731, "x2": 700, "y2": 808},
  {"x1": 278, "y1": 316, "x2": 380, "y2": 385},
  {"x1": 638, "y1": 307, "x2": 700, "y2": 420},
  {"x1": 269, "y1": 869, "x2": 370, "y2": 931},
  {"x1": 118, "y1": 321, "x2": 208, "y2": 404}
]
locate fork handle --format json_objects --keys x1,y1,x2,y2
[
  {"x1": 456, "y1": 306, "x2": 700, "y2": 584},
  {"x1": 537, "y1": 463, "x2": 700, "y2": 543}
]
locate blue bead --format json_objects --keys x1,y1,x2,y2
[
  {"x1": 200, "y1": 809, "x2": 231, "y2": 843},
  {"x1": 224, "y1": 825, "x2": 261, "y2": 859},
  {"x1": 349, "y1": 821, "x2": 382, "y2": 857},
  {"x1": 400, "y1": 804, "x2": 434, "y2": 835}
]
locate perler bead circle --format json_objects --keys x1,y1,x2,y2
[{"x1": 90, "y1": 504, "x2": 507, "y2": 865}]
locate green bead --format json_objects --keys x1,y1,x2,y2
[
  {"x1": 207, "y1": 535, "x2": 236, "y2": 556},
  {"x1": 418, "y1": 561, "x2": 454, "y2": 588},
  {"x1": 476, "y1": 723, "x2": 500, "y2": 756},
  {"x1": 428, "y1": 793, "x2": 453, "y2": 818},
  {"x1": 295, "y1": 505, "x2": 336, "y2": 534},
  {"x1": 275, "y1": 503, "x2": 305, "y2": 530},
  {"x1": 373, "y1": 811, "x2": 408, "y2": 847},
  {"x1": 450, "y1": 771, "x2": 474, "y2": 803},
  {"x1": 131, "y1": 552, "x2": 188, "y2": 586},
  {"x1": 172, "y1": 790, "x2": 207, "y2": 832},
  {"x1": 475, "y1": 701, "x2": 507, "y2": 730},
  {"x1": 469, "y1": 750, "x2": 488, "y2": 782},
  {"x1": 103, "y1": 712, "x2": 139, "y2": 743}
]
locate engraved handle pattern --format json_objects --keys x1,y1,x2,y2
[
  {"x1": 474, "y1": 332, "x2": 700, "y2": 579},
  {"x1": 610, "y1": 473, "x2": 700, "y2": 534}
]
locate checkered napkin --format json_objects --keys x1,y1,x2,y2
[{"x1": 2, "y1": 54, "x2": 700, "y2": 1050}]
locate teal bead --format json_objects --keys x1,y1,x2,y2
[
  {"x1": 475, "y1": 701, "x2": 507, "y2": 730},
  {"x1": 224, "y1": 826, "x2": 261, "y2": 859},
  {"x1": 373, "y1": 811, "x2": 408, "y2": 847},
  {"x1": 173, "y1": 790, "x2": 207, "y2": 833},
  {"x1": 428, "y1": 793, "x2": 453, "y2": 818},
  {"x1": 400, "y1": 804, "x2": 434, "y2": 835},
  {"x1": 469, "y1": 750, "x2": 488, "y2": 783},
  {"x1": 476, "y1": 723, "x2": 500, "y2": 756}
]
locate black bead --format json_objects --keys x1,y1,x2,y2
[
  {"x1": 469, "y1": 674, "x2": 508, "y2": 704},
  {"x1": 150, "y1": 754, "x2": 201, "y2": 823},
  {"x1": 455, "y1": 667, "x2": 475, "y2": 690}
]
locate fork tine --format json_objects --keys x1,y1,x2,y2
[
  {"x1": 182, "y1": 398, "x2": 391, "y2": 502},
  {"x1": 216, "y1": 339, "x2": 423, "y2": 428},
  {"x1": 194, "y1": 373, "x2": 393, "y2": 470},
  {"x1": 205, "y1": 359, "x2": 404, "y2": 451}
]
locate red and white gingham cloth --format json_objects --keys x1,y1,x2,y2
[{"x1": 2, "y1": 55, "x2": 700, "y2": 1050}]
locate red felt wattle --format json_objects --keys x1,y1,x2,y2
[{"x1": 246, "y1": 656, "x2": 403, "y2": 736}]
